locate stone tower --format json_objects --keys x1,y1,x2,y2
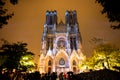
[{"x1": 38, "y1": 10, "x2": 85, "y2": 73}]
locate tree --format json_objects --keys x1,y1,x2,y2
[
  {"x1": 20, "y1": 52, "x2": 35, "y2": 71},
  {"x1": 87, "y1": 44, "x2": 120, "y2": 71},
  {"x1": 0, "y1": 41, "x2": 35, "y2": 71},
  {"x1": 96, "y1": 0, "x2": 120, "y2": 29},
  {"x1": 0, "y1": 0, "x2": 18, "y2": 28}
]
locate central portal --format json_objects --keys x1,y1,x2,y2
[
  {"x1": 56, "y1": 67, "x2": 69, "y2": 74},
  {"x1": 56, "y1": 57, "x2": 69, "y2": 74},
  {"x1": 57, "y1": 67, "x2": 65, "y2": 73}
]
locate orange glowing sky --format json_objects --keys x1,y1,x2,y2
[{"x1": 0, "y1": 0, "x2": 120, "y2": 63}]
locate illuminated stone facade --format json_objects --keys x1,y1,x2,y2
[{"x1": 39, "y1": 10, "x2": 85, "y2": 73}]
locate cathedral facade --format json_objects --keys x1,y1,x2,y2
[{"x1": 39, "y1": 10, "x2": 85, "y2": 73}]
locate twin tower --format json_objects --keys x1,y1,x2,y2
[
  {"x1": 39, "y1": 10, "x2": 85, "y2": 73},
  {"x1": 46, "y1": 10, "x2": 77, "y2": 25}
]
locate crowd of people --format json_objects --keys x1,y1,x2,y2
[
  {"x1": 75, "y1": 69, "x2": 120, "y2": 80},
  {"x1": 0, "y1": 70, "x2": 75, "y2": 80},
  {"x1": 0, "y1": 69, "x2": 120, "y2": 80}
]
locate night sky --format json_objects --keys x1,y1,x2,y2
[{"x1": 0, "y1": 0, "x2": 120, "y2": 63}]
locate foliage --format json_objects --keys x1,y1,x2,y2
[
  {"x1": 0, "y1": 41, "x2": 35, "y2": 71},
  {"x1": 0, "y1": 0, "x2": 18, "y2": 28},
  {"x1": 85, "y1": 44, "x2": 120, "y2": 71},
  {"x1": 96, "y1": 0, "x2": 120, "y2": 29},
  {"x1": 20, "y1": 52, "x2": 35, "y2": 71}
]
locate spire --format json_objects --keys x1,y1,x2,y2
[
  {"x1": 65, "y1": 10, "x2": 78, "y2": 25},
  {"x1": 46, "y1": 47, "x2": 53, "y2": 57},
  {"x1": 46, "y1": 10, "x2": 57, "y2": 25},
  {"x1": 59, "y1": 19, "x2": 64, "y2": 26}
]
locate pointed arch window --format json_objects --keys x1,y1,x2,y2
[
  {"x1": 73, "y1": 60, "x2": 76, "y2": 66},
  {"x1": 48, "y1": 60, "x2": 52, "y2": 66}
]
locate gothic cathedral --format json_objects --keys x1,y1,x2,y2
[{"x1": 38, "y1": 10, "x2": 85, "y2": 73}]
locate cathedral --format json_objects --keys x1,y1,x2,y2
[{"x1": 38, "y1": 10, "x2": 85, "y2": 73}]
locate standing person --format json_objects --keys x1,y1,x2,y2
[
  {"x1": 59, "y1": 72, "x2": 64, "y2": 80},
  {"x1": 50, "y1": 72, "x2": 57, "y2": 80},
  {"x1": 63, "y1": 72, "x2": 67, "y2": 80}
]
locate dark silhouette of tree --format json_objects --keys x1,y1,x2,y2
[
  {"x1": 10, "y1": 0, "x2": 18, "y2": 5},
  {"x1": 76, "y1": 69, "x2": 120, "y2": 80},
  {"x1": 0, "y1": 41, "x2": 34, "y2": 71},
  {"x1": 96, "y1": 0, "x2": 120, "y2": 29},
  {"x1": 0, "y1": 0, "x2": 18, "y2": 28},
  {"x1": 113, "y1": 66, "x2": 120, "y2": 72}
]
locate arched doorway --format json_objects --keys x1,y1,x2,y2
[
  {"x1": 72, "y1": 60, "x2": 77, "y2": 72},
  {"x1": 48, "y1": 60, "x2": 52, "y2": 73},
  {"x1": 48, "y1": 67, "x2": 51, "y2": 73},
  {"x1": 55, "y1": 50, "x2": 69, "y2": 73},
  {"x1": 45, "y1": 56, "x2": 53, "y2": 73},
  {"x1": 73, "y1": 67, "x2": 76, "y2": 72}
]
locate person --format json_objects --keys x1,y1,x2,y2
[
  {"x1": 63, "y1": 72, "x2": 67, "y2": 80},
  {"x1": 50, "y1": 72, "x2": 57, "y2": 80},
  {"x1": 59, "y1": 72, "x2": 64, "y2": 80}
]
